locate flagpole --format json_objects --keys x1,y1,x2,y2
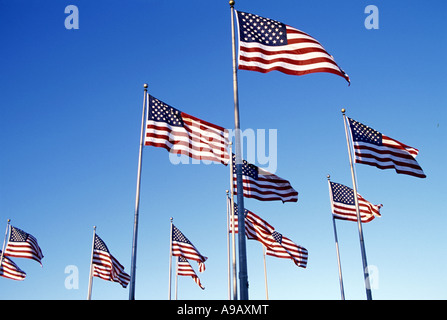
[
  {"x1": 262, "y1": 245, "x2": 269, "y2": 300},
  {"x1": 0, "y1": 219, "x2": 10, "y2": 270},
  {"x1": 342, "y1": 109, "x2": 372, "y2": 300},
  {"x1": 129, "y1": 84, "x2": 148, "y2": 300},
  {"x1": 327, "y1": 175, "x2": 345, "y2": 300},
  {"x1": 229, "y1": 0, "x2": 249, "y2": 300},
  {"x1": 226, "y1": 190, "x2": 232, "y2": 300},
  {"x1": 168, "y1": 217, "x2": 173, "y2": 300},
  {"x1": 175, "y1": 256, "x2": 178, "y2": 300},
  {"x1": 87, "y1": 225, "x2": 96, "y2": 300},
  {"x1": 228, "y1": 142, "x2": 238, "y2": 300}
]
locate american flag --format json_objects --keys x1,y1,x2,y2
[
  {"x1": 145, "y1": 95, "x2": 230, "y2": 165},
  {"x1": 230, "y1": 203, "x2": 275, "y2": 246},
  {"x1": 92, "y1": 234, "x2": 130, "y2": 288},
  {"x1": 347, "y1": 117, "x2": 426, "y2": 178},
  {"x1": 235, "y1": 10, "x2": 350, "y2": 84},
  {"x1": 329, "y1": 181, "x2": 382, "y2": 223},
  {"x1": 265, "y1": 231, "x2": 308, "y2": 268},
  {"x1": 172, "y1": 224, "x2": 207, "y2": 272},
  {"x1": 230, "y1": 204, "x2": 308, "y2": 268},
  {"x1": 177, "y1": 256, "x2": 205, "y2": 290},
  {"x1": 4, "y1": 226, "x2": 44, "y2": 265},
  {"x1": 232, "y1": 154, "x2": 298, "y2": 203},
  {"x1": 0, "y1": 253, "x2": 26, "y2": 281}
]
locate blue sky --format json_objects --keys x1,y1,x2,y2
[{"x1": 0, "y1": 0, "x2": 446, "y2": 300}]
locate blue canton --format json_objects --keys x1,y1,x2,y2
[
  {"x1": 9, "y1": 227, "x2": 29, "y2": 242},
  {"x1": 348, "y1": 117, "x2": 382, "y2": 145},
  {"x1": 237, "y1": 11, "x2": 287, "y2": 46},
  {"x1": 330, "y1": 182, "x2": 355, "y2": 205},
  {"x1": 148, "y1": 95, "x2": 184, "y2": 127},
  {"x1": 271, "y1": 231, "x2": 283, "y2": 244},
  {"x1": 172, "y1": 225, "x2": 192, "y2": 244},
  {"x1": 94, "y1": 235, "x2": 110, "y2": 253},
  {"x1": 232, "y1": 154, "x2": 259, "y2": 180}
]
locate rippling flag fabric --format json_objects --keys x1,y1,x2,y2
[
  {"x1": 347, "y1": 117, "x2": 426, "y2": 178},
  {"x1": 177, "y1": 256, "x2": 205, "y2": 290},
  {"x1": 145, "y1": 95, "x2": 229, "y2": 165},
  {"x1": 92, "y1": 234, "x2": 131, "y2": 288},
  {"x1": 0, "y1": 253, "x2": 26, "y2": 281},
  {"x1": 235, "y1": 10, "x2": 350, "y2": 84},
  {"x1": 4, "y1": 226, "x2": 44, "y2": 266},
  {"x1": 172, "y1": 224, "x2": 208, "y2": 272},
  {"x1": 232, "y1": 154, "x2": 298, "y2": 203},
  {"x1": 329, "y1": 181, "x2": 382, "y2": 223}
]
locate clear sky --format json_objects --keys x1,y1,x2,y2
[{"x1": 0, "y1": 0, "x2": 446, "y2": 300}]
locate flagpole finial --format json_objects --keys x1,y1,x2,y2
[
  {"x1": 327, "y1": 174, "x2": 331, "y2": 180},
  {"x1": 143, "y1": 83, "x2": 148, "y2": 90},
  {"x1": 229, "y1": 0, "x2": 235, "y2": 7},
  {"x1": 341, "y1": 108, "x2": 346, "y2": 114}
]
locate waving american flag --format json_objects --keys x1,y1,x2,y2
[
  {"x1": 145, "y1": 95, "x2": 229, "y2": 165},
  {"x1": 235, "y1": 10, "x2": 350, "y2": 84},
  {"x1": 92, "y1": 234, "x2": 130, "y2": 288},
  {"x1": 172, "y1": 224, "x2": 207, "y2": 272},
  {"x1": 4, "y1": 226, "x2": 43, "y2": 266},
  {"x1": 232, "y1": 154, "x2": 298, "y2": 203},
  {"x1": 347, "y1": 117, "x2": 426, "y2": 178}
]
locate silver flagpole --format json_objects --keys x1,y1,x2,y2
[
  {"x1": 229, "y1": 0, "x2": 249, "y2": 300},
  {"x1": 342, "y1": 109, "x2": 372, "y2": 300},
  {"x1": 175, "y1": 255, "x2": 178, "y2": 300},
  {"x1": 168, "y1": 217, "x2": 173, "y2": 300},
  {"x1": 262, "y1": 245, "x2": 269, "y2": 300},
  {"x1": 86, "y1": 226, "x2": 96, "y2": 300},
  {"x1": 0, "y1": 219, "x2": 10, "y2": 270},
  {"x1": 327, "y1": 175, "x2": 345, "y2": 300},
  {"x1": 228, "y1": 142, "x2": 238, "y2": 300},
  {"x1": 129, "y1": 84, "x2": 149, "y2": 300},
  {"x1": 226, "y1": 190, "x2": 231, "y2": 300}
]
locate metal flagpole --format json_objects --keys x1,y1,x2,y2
[
  {"x1": 228, "y1": 142, "x2": 238, "y2": 300},
  {"x1": 226, "y1": 190, "x2": 231, "y2": 300},
  {"x1": 342, "y1": 108, "x2": 372, "y2": 300},
  {"x1": 327, "y1": 175, "x2": 345, "y2": 300},
  {"x1": 168, "y1": 217, "x2": 173, "y2": 300},
  {"x1": 229, "y1": 0, "x2": 249, "y2": 300},
  {"x1": 129, "y1": 83, "x2": 149, "y2": 300},
  {"x1": 175, "y1": 256, "x2": 178, "y2": 300},
  {"x1": 86, "y1": 225, "x2": 96, "y2": 300},
  {"x1": 262, "y1": 245, "x2": 269, "y2": 300},
  {"x1": 0, "y1": 219, "x2": 10, "y2": 270}
]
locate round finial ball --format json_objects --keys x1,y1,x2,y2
[
  {"x1": 341, "y1": 108, "x2": 346, "y2": 113},
  {"x1": 143, "y1": 83, "x2": 148, "y2": 88},
  {"x1": 229, "y1": 0, "x2": 235, "y2": 6}
]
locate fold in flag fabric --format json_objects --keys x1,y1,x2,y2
[
  {"x1": 264, "y1": 231, "x2": 308, "y2": 269},
  {"x1": 231, "y1": 203, "x2": 308, "y2": 268},
  {"x1": 145, "y1": 95, "x2": 230, "y2": 165},
  {"x1": 232, "y1": 154, "x2": 298, "y2": 203},
  {"x1": 329, "y1": 181, "x2": 382, "y2": 223},
  {"x1": 4, "y1": 226, "x2": 44, "y2": 266},
  {"x1": 172, "y1": 224, "x2": 208, "y2": 272},
  {"x1": 0, "y1": 252, "x2": 26, "y2": 281},
  {"x1": 235, "y1": 10, "x2": 350, "y2": 84},
  {"x1": 92, "y1": 234, "x2": 131, "y2": 288},
  {"x1": 347, "y1": 117, "x2": 426, "y2": 178},
  {"x1": 177, "y1": 256, "x2": 205, "y2": 290}
]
